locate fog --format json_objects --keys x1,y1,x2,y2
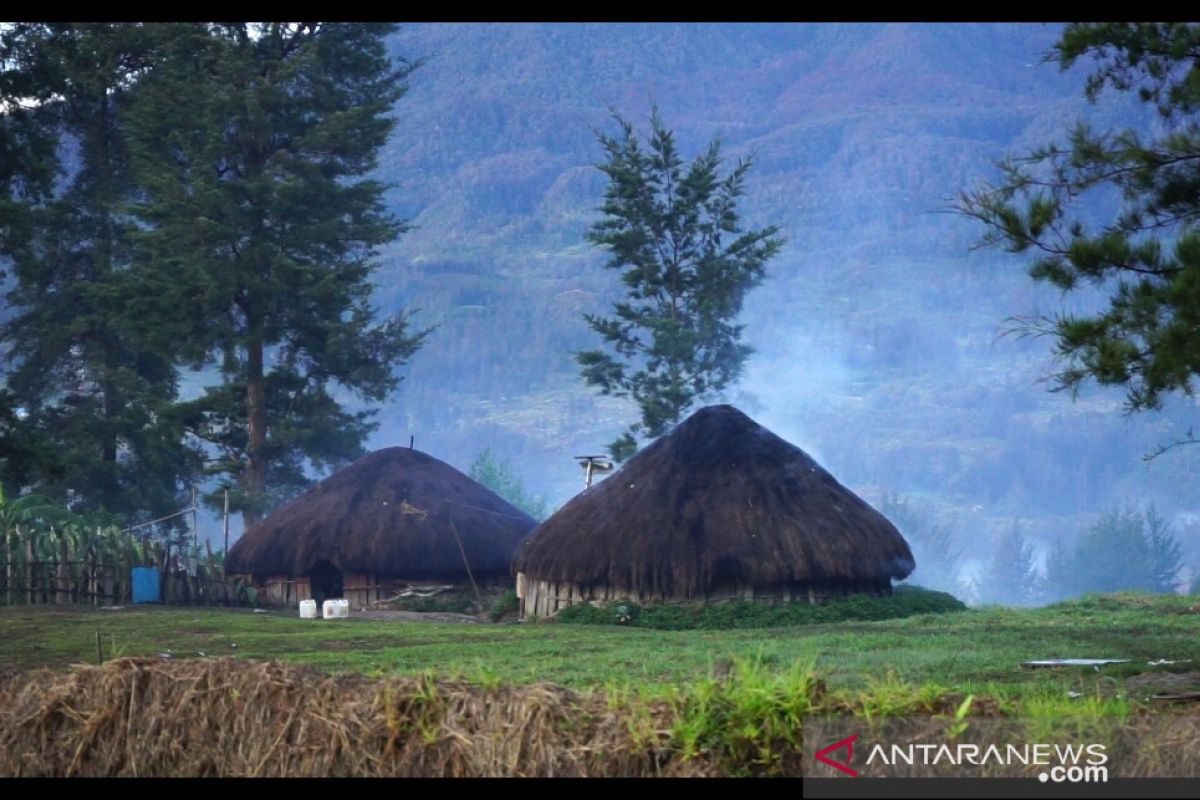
[
  {"x1": 7, "y1": 23, "x2": 1198, "y2": 605},
  {"x1": 355, "y1": 23, "x2": 1199, "y2": 605}
]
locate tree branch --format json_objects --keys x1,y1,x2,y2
[{"x1": 1143, "y1": 426, "x2": 1200, "y2": 462}]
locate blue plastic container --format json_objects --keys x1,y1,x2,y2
[{"x1": 132, "y1": 567, "x2": 160, "y2": 604}]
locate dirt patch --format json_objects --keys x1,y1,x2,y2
[{"x1": 1128, "y1": 671, "x2": 1200, "y2": 698}]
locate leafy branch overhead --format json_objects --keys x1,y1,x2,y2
[
  {"x1": 577, "y1": 109, "x2": 783, "y2": 461},
  {"x1": 957, "y1": 23, "x2": 1200, "y2": 446}
]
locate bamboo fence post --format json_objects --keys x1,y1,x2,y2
[
  {"x1": 122, "y1": 544, "x2": 132, "y2": 604},
  {"x1": 191, "y1": 486, "x2": 198, "y2": 552},
  {"x1": 58, "y1": 532, "x2": 69, "y2": 605},
  {"x1": 91, "y1": 531, "x2": 99, "y2": 606},
  {"x1": 4, "y1": 528, "x2": 10, "y2": 606},
  {"x1": 26, "y1": 535, "x2": 33, "y2": 605}
]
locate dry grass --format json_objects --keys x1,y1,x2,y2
[
  {"x1": 3, "y1": 655, "x2": 1198, "y2": 777},
  {"x1": 0, "y1": 657, "x2": 692, "y2": 777}
]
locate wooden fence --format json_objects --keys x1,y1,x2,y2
[{"x1": 0, "y1": 534, "x2": 253, "y2": 607}]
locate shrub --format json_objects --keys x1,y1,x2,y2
[
  {"x1": 487, "y1": 589, "x2": 520, "y2": 622},
  {"x1": 554, "y1": 585, "x2": 966, "y2": 630}
]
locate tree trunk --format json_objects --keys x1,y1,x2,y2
[
  {"x1": 244, "y1": 333, "x2": 268, "y2": 529},
  {"x1": 96, "y1": 90, "x2": 122, "y2": 508},
  {"x1": 100, "y1": 376, "x2": 121, "y2": 503}
]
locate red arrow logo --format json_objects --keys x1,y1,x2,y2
[{"x1": 814, "y1": 734, "x2": 859, "y2": 777}]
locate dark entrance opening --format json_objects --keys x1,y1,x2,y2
[{"x1": 310, "y1": 559, "x2": 343, "y2": 607}]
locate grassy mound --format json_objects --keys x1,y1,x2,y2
[{"x1": 553, "y1": 585, "x2": 966, "y2": 629}]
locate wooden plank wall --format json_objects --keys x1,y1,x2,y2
[
  {"x1": 259, "y1": 573, "x2": 475, "y2": 609},
  {"x1": 518, "y1": 575, "x2": 893, "y2": 619},
  {"x1": 261, "y1": 575, "x2": 311, "y2": 607}
]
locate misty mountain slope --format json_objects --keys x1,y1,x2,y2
[{"x1": 362, "y1": 21, "x2": 1198, "y2": 547}]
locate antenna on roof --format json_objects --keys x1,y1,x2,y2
[
  {"x1": 575, "y1": 455, "x2": 614, "y2": 490},
  {"x1": 410, "y1": 435, "x2": 414, "y2": 449}
]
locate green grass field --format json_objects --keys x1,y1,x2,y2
[{"x1": 2, "y1": 592, "x2": 1198, "y2": 716}]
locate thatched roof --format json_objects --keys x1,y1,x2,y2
[
  {"x1": 226, "y1": 448, "x2": 537, "y2": 579},
  {"x1": 514, "y1": 405, "x2": 914, "y2": 597}
]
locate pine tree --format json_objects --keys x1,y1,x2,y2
[
  {"x1": 467, "y1": 449, "x2": 548, "y2": 521},
  {"x1": 1040, "y1": 536, "x2": 1074, "y2": 604},
  {"x1": 881, "y1": 493, "x2": 963, "y2": 595},
  {"x1": 0, "y1": 23, "x2": 201, "y2": 518},
  {"x1": 123, "y1": 24, "x2": 428, "y2": 526},
  {"x1": 980, "y1": 521, "x2": 1040, "y2": 606},
  {"x1": 1070, "y1": 507, "x2": 1152, "y2": 594},
  {"x1": 1144, "y1": 505, "x2": 1184, "y2": 593},
  {"x1": 1043, "y1": 506, "x2": 1184, "y2": 598},
  {"x1": 577, "y1": 109, "x2": 783, "y2": 461},
  {"x1": 958, "y1": 23, "x2": 1200, "y2": 458}
]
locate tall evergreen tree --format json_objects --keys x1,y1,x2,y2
[
  {"x1": 980, "y1": 521, "x2": 1040, "y2": 606},
  {"x1": 1144, "y1": 505, "x2": 1184, "y2": 593},
  {"x1": 1048, "y1": 505, "x2": 1183, "y2": 596},
  {"x1": 881, "y1": 493, "x2": 963, "y2": 595},
  {"x1": 1064, "y1": 507, "x2": 1151, "y2": 595},
  {"x1": 1039, "y1": 536, "x2": 1074, "y2": 604},
  {"x1": 577, "y1": 109, "x2": 783, "y2": 461},
  {"x1": 0, "y1": 23, "x2": 201, "y2": 518},
  {"x1": 467, "y1": 449, "x2": 547, "y2": 520},
  {"x1": 125, "y1": 24, "x2": 428, "y2": 525}
]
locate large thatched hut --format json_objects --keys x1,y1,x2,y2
[
  {"x1": 513, "y1": 405, "x2": 914, "y2": 618},
  {"x1": 226, "y1": 447, "x2": 537, "y2": 607}
]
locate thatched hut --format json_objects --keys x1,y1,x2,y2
[
  {"x1": 226, "y1": 448, "x2": 537, "y2": 607},
  {"x1": 513, "y1": 404, "x2": 914, "y2": 618}
]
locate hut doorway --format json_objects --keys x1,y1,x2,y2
[{"x1": 310, "y1": 559, "x2": 343, "y2": 606}]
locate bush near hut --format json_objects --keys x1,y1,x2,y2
[
  {"x1": 488, "y1": 589, "x2": 519, "y2": 622},
  {"x1": 553, "y1": 585, "x2": 967, "y2": 630}
]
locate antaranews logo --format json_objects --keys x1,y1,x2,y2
[
  {"x1": 811, "y1": 729, "x2": 1109, "y2": 782},
  {"x1": 814, "y1": 734, "x2": 859, "y2": 777}
]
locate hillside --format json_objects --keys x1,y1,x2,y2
[{"x1": 355, "y1": 23, "x2": 1198, "y2": 571}]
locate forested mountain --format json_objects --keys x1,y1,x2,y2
[{"x1": 356, "y1": 23, "x2": 1198, "y2": 558}]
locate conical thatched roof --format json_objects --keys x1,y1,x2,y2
[
  {"x1": 226, "y1": 448, "x2": 537, "y2": 579},
  {"x1": 514, "y1": 405, "x2": 914, "y2": 597}
]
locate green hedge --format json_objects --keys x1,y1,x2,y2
[{"x1": 553, "y1": 585, "x2": 966, "y2": 630}]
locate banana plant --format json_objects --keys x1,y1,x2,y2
[{"x1": 0, "y1": 493, "x2": 77, "y2": 537}]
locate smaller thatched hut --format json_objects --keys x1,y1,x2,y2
[
  {"x1": 226, "y1": 448, "x2": 537, "y2": 607},
  {"x1": 513, "y1": 404, "x2": 914, "y2": 617}
]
